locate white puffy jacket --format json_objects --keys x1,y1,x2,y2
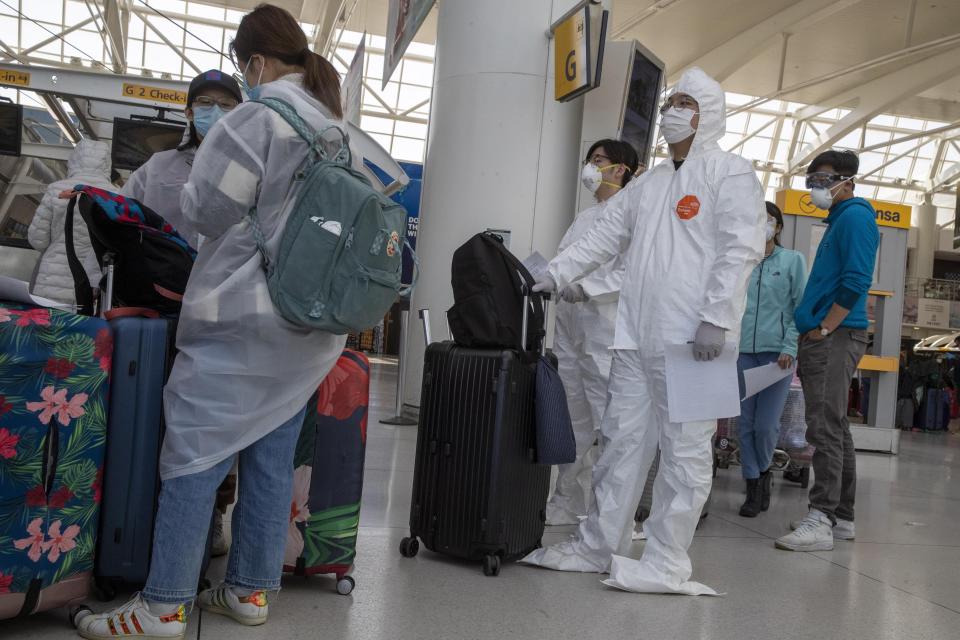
[{"x1": 28, "y1": 140, "x2": 115, "y2": 304}]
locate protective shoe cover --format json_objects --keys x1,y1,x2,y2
[
  {"x1": 158, "y1": 74, "x2": 347, "y2": 480},
  {"x1": 604, "y1": 555, "x2": 720, "y2": 596},
  {"x1": 524, "y1": 351, "x2": 717, "y2": 594},
  {"x1": 527, "y1": 67, "x2": 764, "y2": 594},
  {"x1": 545, "y1": 200, "x2": 621, "y2": 523}
]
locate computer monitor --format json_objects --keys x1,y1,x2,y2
[
  {"x1": 620, "y1": 44, "x2": 664, "y2": 171},
  {"x1": 0, "y1": 102, "x2": 23, "y2": 157},
  {"x1": 111, "y1": 117, "x2": 185, "y2": 172}
]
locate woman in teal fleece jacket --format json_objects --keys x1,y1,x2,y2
[{"x1": 736, "y1": 202, "x2": 807, "y2": 518}]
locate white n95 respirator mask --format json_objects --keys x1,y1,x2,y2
[
  {"x1": 660, "y1": 107, "x2": 699, "y2": 144},
  {"x1": 581, "y1": 163, "x2": 603, "y2": 192}
]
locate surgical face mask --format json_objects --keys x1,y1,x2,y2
[
  {"x1": 660, "y1": 107, "x2": 699, "y2": 144},
  {"x1": 765, "y1": 217, "x2": 778, "y2": 242},
  {"x1": 580, "y1": 162, "x2": 622, "y2": 194},
  {"x1": 191, "y1": 104, "x2": 225, "y2": 138},
  {"x1": 240, "y1": 57, "x2": 264, "y2": 100}
]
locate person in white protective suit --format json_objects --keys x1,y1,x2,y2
[
  {"x1": 546, "y1": 138, "x2": 640, "y2": 526},
  {"x1": 27, "y1": 140, "x2": 114, "y2": 305},
  {"x1": 121, "y1": 70, "x2": 243, "y2": 250},
  {"x1": 76, "y1": 6, "x2": 351, "y2": 639},
  {"x1": 523, "y1": 67, "x2": 765, "y2": 595}
]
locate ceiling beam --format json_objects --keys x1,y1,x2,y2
[
  {"x1": 669, "y1": 0, "x2": 863, "y2": 83},
  {"x1": 611, "y1": 0, "x2": 688, "y2": 39},
  {"x1": 787, "y1": 48, "x2": 960, "y2": 174}
]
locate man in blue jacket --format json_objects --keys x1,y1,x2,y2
[{"x1": 776, "y1": 149, "x2": 879, "y2": 552}]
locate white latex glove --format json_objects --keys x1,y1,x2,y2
[
  {"x1": 693, "y1": 321, "x2": 725, "y2": 361},
  {"x1": 532, "y1": 273, "x2": 557, "y2": 294},
  {"x1": 560, "y1": 284, "x2": 587, "y2": 304}
]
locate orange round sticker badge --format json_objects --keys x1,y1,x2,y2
[{"x1": 676, "y1": 195, "x2": 701, "y2": 220}]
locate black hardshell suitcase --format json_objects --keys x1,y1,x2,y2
[{"x1": 400, "y1": 294, "x2": 551, "y2": 576}]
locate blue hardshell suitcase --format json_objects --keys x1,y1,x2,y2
[{"x1": 94, "y1": 316, "x2": 170, "y2": 592}]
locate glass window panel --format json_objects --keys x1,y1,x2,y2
[
  {"x1": 933, "y1": 193, "x2": 954, "y2": 208},
  {"x1": 187, "y1": 2, "x2": 227, "y2": 20},
  {"x1": 128, "y1": 14, "x2": 146, "y2": 40},
  {"x1": 225, "y1": 9, "x2": 246, "y2": 23},
  {"x1": 366, "y1": 53, "x2": 384, "y2": 80},
  {"x1": 726, "y1": 93, "x2": 751, "y2": 106},
  {"x1": 747, "y1": 113, "x2": 775, "y2": 129},
  {"x1": 835, "y1": 130, "x2": 860, "y2": 148},
  {"x1": 863, "y1": 128, "x2": 891, "y2": 147},
  {"x1": 401, "y1": 59, "x2": 433, "y2": 86},
  {"x1": 870, "y1": 114, "x2": 896, "y2": 127},
  {"x1": 360, "y1": 115, "x2": 395, "y2": 135},
  {"x1": 394, "y1": 120, "x2": 427, "y2": 139},
  {"x1": 65, "y1": 30, "x2": 107, "y2": 65},
  {"x1": 889, "y1": 139, "x2": 920, "y2": 155},
  {"x1": 22, "y1": 2, "x2": 59, "y2": 21},
  {"x1": 858, "y1": 152, "x2": 885, "y2": 175},
  {"x1": 726, "y1": 112, "x2": 748, "y2": 134},
  {"x1": 912, "y1": 158, "x2": 932, "y2": 179},
  {"x1": 186, "y1": 48, "x2": 222, "y2": 73},
  {"x1": 397, "y1": 84, "x2": 431, "y2": 111},
  {"x1": 0, "y1": 16, "x2": 17, "y2": 47},
  {"x1": 369, "y1": 131, "x2": 392, "y2": 149},
  {"x1": 779, "y1": 117, "x2": 795, "y2": 138},
  {"x1": 127, "y1": 39, "x2": 144, "y2": 67},
  {"x1": 936, "y1": 208, "x2": 954, "y2": 226},
  {"x1": 65, "y1": 1, "x2": 89, "y2": 24},
  {"x1": 391, "y1": 136, "x2": 425, "y2": 162},
  {"x1": 791, "y1": 176, "x2": 807, "y2": 190},
  {"x1": 145, "y1": 42, "x2": 183, "y2": 74},
  {"x1": 20, "y1": 22, "x2": 51, "y2": 50},
  {"x1": 154, "y1": 0, "x2": 186, "y2": 12},
  {"x1": 368, "y1": 34, "x2": 387, "y2": 49},
  {"x1": 881, "y1": 157, "x2": 913, "y2": 180},
  {"x1": 896, "y1": 116, "x2": 925, "y2": 130},
  {"x1": 740, "y1": 137, "x2": 771, "y2": 160},
  {"x1": 406, "y1": 41, "x2": 435, "y2": 57},
  {"x1": 719, "y1": 133, "x2": 740, "y2": 149},
  {"x1": 149, "y1": 16, "x2": 186, "y2": 46},
  {"x1": 917, "y1": 141, "x2": 939, "y2": 159},
  {"x1": 875, "y1": 187, "x2": 905, "y2": 202},
  {"x1": 185, "y1": 23, "x2": 224, "y2": 53},
  {"x1": 945, "y1": 146, "x2": 960, "y2": 163},
  {"x1": 773, "y1": 141, "x2": 789, "y2": 164}
]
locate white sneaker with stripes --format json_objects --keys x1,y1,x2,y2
[
  {"x1": 197, "y1": 584, "x2": 268, "y2": 626},
  {"x1": 75, "y1": 593, "x2": 186, "y2": 640}
]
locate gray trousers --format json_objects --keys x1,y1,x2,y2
[{"x1": 797, "y1": 328, "x2": 869, "y2": 524}]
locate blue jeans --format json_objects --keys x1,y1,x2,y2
[
  {"x1": 737, "y1": 352, "x2": 793, "y2": 480},
  {"x1": 142, "y1": 405, "x2": 308, "y2": 604}
]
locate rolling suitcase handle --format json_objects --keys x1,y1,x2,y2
[{"x1": 520, "y1": 285, "x2": 550, "y2": 355}]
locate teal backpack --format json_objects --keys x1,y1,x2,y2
[{"x1": 249, "y1": 97, "x2": 413, "y2": 334}]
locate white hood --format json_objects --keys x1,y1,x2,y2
[
  {"x1": 669, "y1": 67, "x2": 726, "y2": 157},
  {"x1": 66, "y1": 139, "x2": 112, "y2": 180}
]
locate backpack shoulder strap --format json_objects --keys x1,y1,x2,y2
[
  {"x1": 64, "y1": 193, "x2": 95, "y2": 316},
  {"x1": 253, "y1": 97, "x2": 350, "y2": 165}
]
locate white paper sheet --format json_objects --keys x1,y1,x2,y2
[
  {"x1": 521, "y1": 251, "x2": 550, "y2": 281},
  {"x1": 664, "y1": 343, "x2": 740, "y2": 423},
  {"x1": 741, "y1": 361, "x2": 796, "y2": 401},
  {"x1": 0, "y1": 275, "x2": 73, "y2": 311}
]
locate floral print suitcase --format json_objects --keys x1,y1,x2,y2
[
  {"x1": 0, "y1": 302, "x2": 111, "y2": 619},
  {"x1": 283, "y1": 350, "x2": 368, "y2": 595}
]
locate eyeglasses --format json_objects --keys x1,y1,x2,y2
[
  {"x1": 805, "y1": 172, "x2": 852, "y2": 189},
  {"x1": 659, "y1": 95, "x2": 699, "y2": 114},
  {"x1": 584, "y1": 153, "x2": 611, "y2": 166},
  {"x1": 193, "y1": 96, "x2": 239, "y2": 111}
]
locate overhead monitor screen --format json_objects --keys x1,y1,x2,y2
[
  {"x1": 620, "y1": 46, "x2": 663, "y2": 169},
  {"x1": 0, "y1": 102, "x2": 23, "y2": 157},
  {"x1": 111, "y1": 117, "x2": 185, "y2": 171}
]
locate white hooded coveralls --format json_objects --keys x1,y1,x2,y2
[
  {"x1": 158, "y1": 75, "x2": 346, "y2": 480},
  {"x1": 523, "y1": 68, "x2": 765, "y2": 595},
  {"x1": 546, "y1": 199, "x2": 622, "y2": 524},
  {"x1": 28, "y1": 140, "x2": 115, "y2": 304}
]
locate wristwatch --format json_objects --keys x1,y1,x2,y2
[{"x1": 818, "y1": 324, "x2": 830, "y2": 337}]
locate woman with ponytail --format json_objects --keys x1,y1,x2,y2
[{"x1": 76, "y1": 5, "x2": 349, "y2": 638}]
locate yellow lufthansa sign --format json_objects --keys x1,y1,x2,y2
[
  {"x1": 776, "y1": 189, "x2": 911, "y2": 230},
  {"x1": 554, "y1": 8, "x2": 590, "y2": 102},
  {"x1": 122, "y1": 83, "x2": 187, "y2": 106},
  {"x1": 0, "y1": 69, "x2": 30, "y2": 87}
]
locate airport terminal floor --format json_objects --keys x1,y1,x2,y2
[{"x1": 5, "y1": 359, "x2": 959, "y2": 640}]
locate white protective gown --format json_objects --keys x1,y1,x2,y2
[
  {"x1": 158, "y1": 74, "x2": 346, "y2": 480},
  {"x1": 546, "y1": 199, "x2": 622, "y2": 525},
  {"x1": 522, "y1": 67, "x2": 765, "y2": 595},
  {"x1": 121, "y1": 137, "x2": 200, "y2": 249}
]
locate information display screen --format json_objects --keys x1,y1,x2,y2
[
  {"x1": 0, "y1": 102, "x2": 23, "y2": 157},
  {"x1": 620, "y1": 47, "x2": 663, "y2": 169},
  {"x1": 111, "y1": 117, "x2": 185, "y2": 171}
]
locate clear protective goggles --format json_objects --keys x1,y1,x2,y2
[{"x1": 805, "y1": 172, "x2": 853, "y2": 189}]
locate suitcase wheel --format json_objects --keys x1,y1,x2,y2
[
  {"x1": 92, "y1": 577, "x2": 117, "y2": 602},
  {"x1": 336, "y1": 575, "x2": 356, "y2": 596},
  {"x1": 482, "y1": 554, "x2": 501, "y2": 577},
  {"x1": 399, "y1": 536, "x2": 420, "y2": 558},
  {"x1": 70, "y1": 605, "x2": 93, "y2": 629}
]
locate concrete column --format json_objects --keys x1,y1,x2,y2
[
  {"x1": 909, "y1": 198, "x2": 937, "y2": 281},
  {"x1": 401, "y1": 0, "x2": 586, "y2": 411}
]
